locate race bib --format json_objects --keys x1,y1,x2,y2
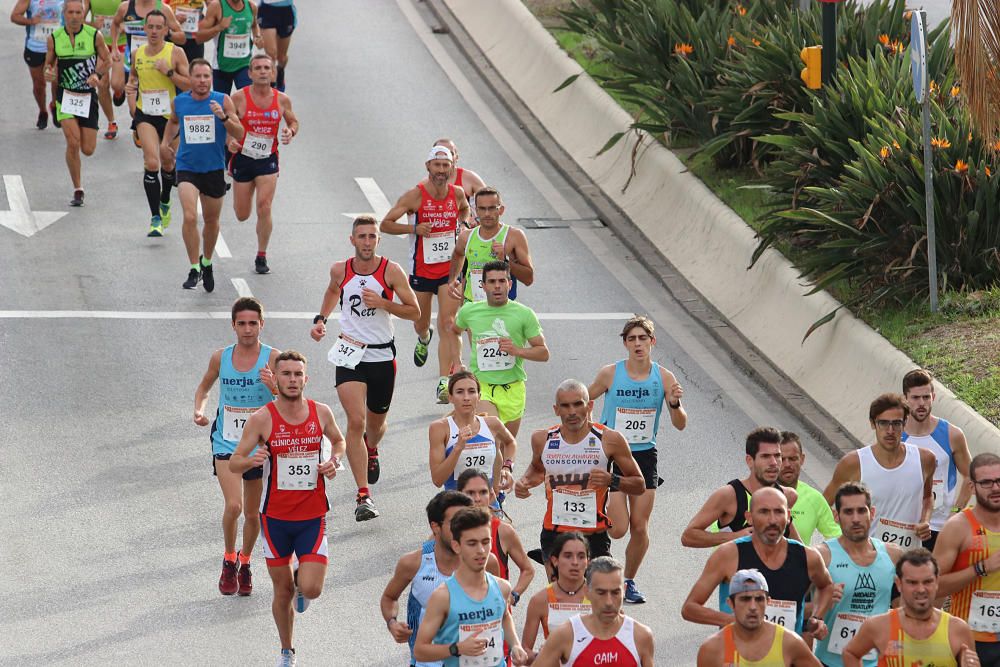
[
  {"x1": 223, "y1": 32, "x2": 250, "y2": 59},
  {"x1": 175, "y1": 8, "x2": 200, "y2": 33},
  {"x1": 241, "y1": 132, "x2": 274, "y2": 160},
  {"x1": 455, "y1": 440, "x2": 496, "y2": 480},
  {"x1": 458, "y1": 620, "x2": 503, "y2": 667},
  {"x1": 763, "y1": 599, "x2": 796, "y2": 629},
  {"x1": 421, "y1": 230, "x2": 454, "y2": 264},
  {"x1": 877, "y1": 517, "x2": 919, "y2": 549},
  {"x1": 970, "y1": 590, "x2": 1000, "y2": 632},
  {"x1": 61, "y1": 90, "x2": 91, "y2": 118},
  {"x1": 614, "y1": 407, "x2": 655, "y2": 443},
  {"x1": 469, "y1": 268, "x2": 486, "y2": 301},
  {"x1": 129, "y1": 34, "x2": 148, "y2": 61},
  {"x1": 327, "y1": 334, "x2": 366, "y2": 369},
  {"x1": 222, "y1": 405, "x2": 256, "y2": 443},
  {"x1": 276, "y1": 450, "x2": 319, "y2": 490},
  {"x1": 183, "y1": 114, "x2": 215, "y2": 144},
  {"x1": 476, "y1": 337, "x2": 514, "y2": 372},
  {"x1": 547, "y1": 602, "x2": 589, "y2": 631},
  {"x1": 34, "y1": 20, "x2": 60, "y2": 40},
  {"x1": 551, "y1": 488, "x2": 597, "y2": 528},
  {"x1": 932, "y1": 478, "x2": 945, "y2": 510},
  {"x1": 829, "y1": 612, "x2": 876, "y2": 658},
  {"x1": 141, "y1": 89, "x2": 170, "y2": 116},
  {"x1": 95, "y1": 15, "x2": 113, "y2": 39}
]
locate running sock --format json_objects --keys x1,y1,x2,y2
[
  {"x1": 143, "y1": 170, "x2": 161, "y2": 216},
  {"x1": 224, "y1": 551, "x2": 237, "y2": 564},
  {"x1": 191, "y1": 263, "x2": 200, "y2": 271},
  {"x1": 160, "y1": 168, "x2": 175, "y2": 204},
  {"x1": 276, "y1": 65, "x2": 285, "y2": 91},
  {"x1": 201, "y1": 257, "x2": 213, "y2": 267},
  {"x1": 418, "y1": 332, "x2": 432, "y2": 344},
  {"x1": 257, "y1": 251, "x2": 266, "y2": 258},
  {"x1": 358, "y1": 486, "x2": 370, "y2": 497},
  {"x1": 238, "y1": 552, "x2": 251, "y2": 566}
]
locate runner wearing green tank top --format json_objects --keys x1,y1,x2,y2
[
  {"x1": 87, "y1": 0, "x2": 125, "y2": 138},
  {"x1": 200, "y1": 0, "x2": 261, "y2": 94}
]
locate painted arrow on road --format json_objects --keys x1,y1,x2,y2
[
  {"x1": 0, "y1": 175, "x2": 68, "y2": 238},
  {"x1": 341, "y1": 177, "x2": 392, "y2": 221}
]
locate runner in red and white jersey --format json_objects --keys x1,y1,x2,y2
[
  {"x1": 382, "y1": 145, "x2": 470, "y2": 405},
  {"x1": 230, "y1": 349, "x2": 346, "y2": 666},
  {"x1": 229, "y1": 53, "x2": 299, "y2": 275},
  {"x1": 533, "y1": 556, "x2": 655, "y2": 666},
  {"x1": 422, "y1": 137, "x2": 486, "y2": 201}
]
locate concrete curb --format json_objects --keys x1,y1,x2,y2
[{"x1": 439, "y1": 0, "x2": 1000, "y2": 455}]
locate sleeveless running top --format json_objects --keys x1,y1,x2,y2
[
  {"x1": 24, "y1": 0, "x2": 64, "y2": 54},
  {"x1": 463, "y1": 224, "x2": 510, "y2": 302},
  {"x1": 216, "y1": 0, "x2": 253, "y2": 72},
  {"x1": 950, "y1": 509, "x2": 1000, "y2": 643},
  {"x1": 260, "y1": 400, "x2": 328, "y2": 521},
  {"x1": 542, "y1": 584, "x2": 591, "y2": 638},
  {"x1": 237, "y1": 85, "x2": 281, "y2": 157},
  {"x1": 713, "y1": 480, "x2": 790, "y2": 536},
  {"x1": 174, "y1": 90, "x2": 228, "y2": 173},
  {"x1": 542, "y1": 424, "x2": 612, "y2": 534},
  {"x1": 407, "y1": 540, "x2": 446, "y2": 667},
  {"x1": 134, "y1": 41, "x2": 176, "y2": 114},
  {"x1": 722, "y1": 623, "x2": 785, "y2": 666},
  {"x1": 88, "y1": 0, "x2": 125, "y2": 45},
  {"x1": 170, "y1": 0, "x2": 205, "y2": 36},
  {"x1": 877, "y1": 609, "x2": 956, "y2": 666},
  {"x1": 859, "y1": 444, "x2": 925, "y2": 548},
  {"x1": 432, "y1": 573, "x2": 508, "y2": 667},
  {"x1": 336, "y1": 257, "x2": 396, "y2": 363},
  {"x1": 814, "y1": 538, "x2": 894, "y2": 666},
  {"x1": 444, "y1": 416, "x2": 496, "y2": 490},
  {"x1": 903, "y1": 418, "x2": 957, "y2": 531},
  {"x1": 599, "y1": 360, "x2": 665, "y2": 452},
  {"x1": 211, "y1": 343, "x2": 273, "y2": 455},
  {"x1": 411, "y1": 183, "x2": 460, "y2": 280},
  {"x1": 567, "y1": 614, "x2": 639, "y2": 667},
  {"x1": 490, "y1": 516, "x2": 509, "y2": 580},
  {"x1": 719, "y1": 538, "x2": 810, "y2": 634},
  {"x1": 122, "y1": 0, "x2": 163, "y2": 67},
  {"x1": 53, "y1": 25, "x2": 99, "y2": 94}
]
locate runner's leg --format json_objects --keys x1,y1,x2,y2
[
  {"x1": 28, "y1": 64, "x2": 47, "y2": 114},
  {"x1": 436, "y1": 283, "x2": 461, "y2": 377},
  {"x1": 623, "y1": 490, "x2": 655, "y2": 580},
  {"x1": 413, "y1": 290, "x2": 434, "y2": 341},
  {"x1": 180, "y1": 182, "x2": 202, "y2": 264},
  {"x1": 254, "y1": 174, "x2": 277, "y2": 253},
  {"x1": 607, "y1": 491, "x2": 629, "y2": 540},
  {"x1": 241, "y1": 478, "x2": 263, "y2": 556},
  {"x1": 214, "y1": 458, "x2": 244, "y2": 553},
  {"x1": 61, "y1": 118, "x2": 83, "y2": 189},
  {"x1": 232, "y1": 179, "x2": 255, "y2": 222},
  {"x1": 200, "y1": 191, "x2": 223, "y2": 260},
  {"x1": 336, "y1": 381, "x2": 370, "y2": 491},
  {"x1": 268, "y1": 564, "x2": 295, "y2": 650}
]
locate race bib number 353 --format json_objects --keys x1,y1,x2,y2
[{"x1": 276, "y1": 451, "x2": 319, "y2": 490}]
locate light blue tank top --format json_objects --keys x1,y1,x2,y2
[
  {"x1": 433, "y1": 573, "x2": 507, "y2": 667},
  {"x1": 599, "y1": 360, "x2": 664, "y2": 451},
  {"x1": 174, "y1": 91, "x2": 228, "y2": 173},
  {"x1": 25, "y1": 0, "x2": 64, "y2": 53},
  {"x1": 814, "y1": 538, "x2": 894, "y2": 667},
  {"x1": 407, "y1": 540, "x2": 446, "y2": 667},
  {"x1": 211, "y1": 344, "x2": 273, "y2": 455}
]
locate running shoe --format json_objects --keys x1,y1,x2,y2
[
  {"x1": 355, "y1": 492, "x2": 380, "y2": 522},
  {"x1": 50, "y1": 102, "x2": 61, "y2": 129},
  {"x1": 255, "y1": 255, "x2": 270, "y2": 274},
  {"x1": 147, "y1": 215, "x2": 164, "y2": 237},
  {"x1": 36, "y1": 110, "x2": 47, "y2": 130},
  {"x1": 183, "y1": 267, "x2": 201, "y2": 289},
  {"x1": 275, "y1": 648, "x2": 296, "y2": 667},
  {"x1": 413, "y1": 326, "x2": 433, "y2": 367},
  {"x1": 70, "y1": 189, "x2": 84, "y2": 207},
  {"x1": 159, "y1": 202, "x2": 171, "y2": 229},
  {"x1": 624, "y1": 579, "x2": 647, "y2": 604},
  {"x1": 237, "y1": 558, "x2": 252, "y2": 596},
  {"x1": 436, "y1": 377, "x2": 449, "y2": 404},
  {"x1": 104, "y1": 121, "x2": 118, "y2": 140},
  {"x1": 113, "y1": 90, "x2": 125, "y2": 107},
  {"x1": 201, "y1": 258, "x2": 215, "y2": 293},
  {"x1": 365, "y1": 432, "x2": 380, "y2": 484},
  {"x1": 219, "y1": 558, "x2": 238, "y2": 595},
  {"x1": 292, "y1": 563, "x2": 309, "y2": 613},
  {"x1": 527, "y1": 549, "x2": 545, "y2": 566}
]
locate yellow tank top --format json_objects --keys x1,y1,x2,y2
[
  {"x1": 877, "y1": 609, "x2": 956, "y2": 667},
  {"x1": 723, "y1": 623, "x2": 785, "y2": 666},
  {"x1": 134, "y1": 41, "x2": 176, "y2": 114},
  {"x1": 951, "y1": 508, "x2": 1000, "y2": 642}
]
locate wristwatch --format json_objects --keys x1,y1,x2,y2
[
  {"x1": 313, "y1": 314, "x2": 327, "y2": 325},
  {"x1": 510, "y1": 590, "x2": 521, "y2": 606},
  {"x1": 164, "y1": 68, "x2": 174, "y2": 78},
  {"x1": 668, "y1": 399, "x2": 681, "y2": 409},
  {"x1": 449, "y1": 642, "x2": 460, "y2": 657},
  {"x1": 609, "y1": 473, "x2": 621, "y2": 492}
]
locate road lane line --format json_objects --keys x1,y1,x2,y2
[
  {"x1": 0, "y1": 310, "x2": 634, "y2": 320},
  {"x1": 231, "y1": 278, "x2": 253, "y2": 297},
  {"x1": 355, "y1": 177, "x2": 393, "y2": 219},
  {"x1": 196, "y1": 198, "x2": 231, "y2": 258}
]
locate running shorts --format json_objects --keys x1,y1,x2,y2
[
  {"x1": 261, "y1": 516, "x2": 328, "y2": 566},
  {"x1": 478, "y1": 379, "x2": 526, "y2": 424},
  {"x1": 409, "y1": 273, "x2": 449, "y2": 293},
  {"x1": 23, "y1": 48, "x2": 45, "y2": 68},
  {"x1": 212, "y1": 453, "x2": 264, "y2": 481},
  {"x1": 335, "y1": 359, "x2": 396, "y2": 415},
  {"x1": 55, "y1": 90, "x2": 100, "y2": 129},
  {"x1": 132, "y1": 109, "x2": 168, "y2": 139},
  {"x1": 229, "y1": 150, "x2": 279, "y2": 182},
  {"x1": 177, "y1": 169, "x2": 227, "y2": 198},
  {"x1": 612, "y1": 448, "x2": 662, "y2": 491},
  {"x1": 257, "y1": 3, "x2": 296, "y2": 38}
]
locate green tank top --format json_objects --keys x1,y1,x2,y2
[
  {"x1": 216, "y1": 0, "x2": 253, "y2": 72},
  {"x1": 88, "y1": 0, "x2": 125, "y2": 46},
  {"x1": 464, "y1": 224, "x2": 510, "y2": 302},
  {"x1": 53, "y1": 25, "x2": 98, "y2": 92}
]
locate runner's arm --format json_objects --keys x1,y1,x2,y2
[
  {"x1": 412, "y1": 586, "x2": 454, "y2": 662},
  {"x1": 587, "y1": 364, "x2": 614, "y2": 402},
  {"x1": 519, "y1": 590, "x2": 545, "y2": 658},
  {"x1": 43, "y1": 35, "x2": 55, "y2": 74},
  {"x1": 279, "y1": 93, "x2": 299, "y2": 141},
  {"x1": 193, "y1": 350, "x2": 223, "y2": 424},
  {"x1": 161, "y1": 7, "x2": 186, "y2": 44},
  {"x1": 486, "y1": 552, "x2": 500, "y2": 577},
  {"x1": 499, "y1": 523, "x2": 535, "y2": 600},
  {"x1": 600, "y1": 432, "x2": 645, "y2": 496},
  {"x1": 786, "y1": 630, "x2": 823, "y2": 666},
  {"x1": 161, "y1": 99, "x2": 179, "y2": 145},
  {"x1": 509, "y1": 333, "x2": 548, "y2": 363},
  {"x1": 951, "y1": 425, "x2": 973, "y2": 510},
  {"x1": 531, "y1": 622, "x2": 573, "y2": 667},
  {"x1": 455, "y1": 187, "x2": 471, "y2": 227},
  {"x1": 383, "y1": 262, "x2": 421, "y2": 321},
  {"x1": 193, "y1": 1, "x2": 226, "y2": 41},
  {"x1": 514, "y1": 430, "x2": 547, "y2": 498},
  {"x1": 380, "y1": 189, "x2": 421, "y2": 235},
  {"x1": 634, "y1": 622, "x2": 655, "y2": 667},
  {"x1": 93, "y1": 30, "x2": 111, "y2": 79},
  {"x1": 428, "y1": 419, "x2": 461, "y2": 488},
  {"x1": 805, "y1": 545, "x2": 835, "y2": 623},
  {"x1": 380, "y1": 551, "x2": 420, "y2": 643},
  {"x1": 489, "y1": 417, "x2": 517, "y2": 469},
  {"x1": 10, "y1": 0, "x2": 32, "y2": 24},
  {"x1": 933, "y1": 514, "x2": 981, "y2": 597},
  {"x1": 842, "y1": 618, "x2": 882, "y2": 667},
  {"x1": 505, "y1": 227, "x2": 534, "y2": 286},
  {"x1": 249, "y1": 0, "x2": 262, "y2": 44},
  {"x1": 219, "y1": 95, "x2": 245, "y2": 143},
  {"x1": 662, "y1": 368, "x2": 687, "y2": 430},
  {"x1": 681, "y1": 486, "x2": 745, "y2": 548},
  {"x1": 167, "y1": 45, "x2": 190, "y2": 92},
  {"x1": 500, "y1": 585, "x2": 528, "y2": 665},
  {"x1": 822, "y1": 453, "x2": 860, "y2": 506},
  {"x1": 229, "y1": 408, "x2": 270, "y2": 473},
  {"x1": 681, "y1": 546, "x2": 737, "y2": 626},
  {"x1": 448, "y1": 228, "x2": 471, "y2": 285},
  {"x1": 917, "y1": 448, "x2": 936, "y2": 537},
  {"x1": 318, "y1": 403, "x2": 346, "y2": 463},
  {"x1": 695, "y1": 635, "x2": 724, "y2": 667}
]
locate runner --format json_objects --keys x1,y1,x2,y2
[
  {"x1": 229, "y1": 53, "x2": 298, "y2": 275},
  {"x1": 161, "y1": 57, "x2": 243, "y2": 290},
  {"x1": 44, "y1": 0, "x2": 110, "y2": 206},
  {"x1": 193, "y1": 296, "x2": 280, "y2": 597},
  {"x1": 824, "y1": 393, "x2": 936, "y2": 552},
  {"x1": 428, "y1": 138, "x2": 485, "y2": 201},
  {"x1": 514, "y1": 379, "x2": 644, "y2": 570},
  {"x1": 11, "y1": 0, "x2": 63, "y2": 130},
  {"x1": 532, "y1": 556, "x2": 655, "y2": 666},
  {"x1": 309, "y1": 215, "x2": 420, "y2": 522},
  {"x1": 587, "y1": 315, "x2": 686, "y2": 604},
  {"x1": 902, "y1": 368, "x2": 973, "y2": 550},
  {"x1": 682, "y1": 427, "x2": 799, "y2": 548},
  {"x1": 452, "y1": 260, "x2": 549, "y2": 437},
  {"x1": 428, "y1": 370, "x2": 515, "y2": 492},
  {"x1": 813, "y1": 481, "x2": 901, "y2": 667},
  {"x1": 780, "y1": 430, "x2": 840, "y2": 544},
  {"x1": 682, "y1": 487, "x2": 834, "y2": 638},
  {"x1": 170, "y1": 0, "x2": 206, "y2": 62},
  {"x1": 933, "y1": 453, "x2": 1000, "y2": 665},
  {"x1": 448, "y1": 186, "x2": 534, "y2": 306},
  {"x1": 382, "y1": 145, "x2": 470, "y2": 404},
  {"x1": 125, "y1": 9, "x2": 189, "y2": 235},
  {"x1": 199, "y1": 0, "x2": 261, "y2": 95},
  {"x1": 229, "y1": 350, "x2": 346, "y2": 667},
  {"x1": 696, "y1": 569, "x2": 821, "y2": 667},
  {"x1": 843, "y1": 549, "x2": 980, "y2": 667},
  {"x1": 521, "y1": 531, "x2": 592, "y2": 662},
  {"x1": 85, "y1": 0, "x2": 125, "y2": 138},
  {"x1": 256, "y1": 0, "x2": 295, "y2": 91}
]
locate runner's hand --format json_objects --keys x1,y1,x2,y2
[
  {"x1": 491, "y1": 241, "x2": 505, "y2": 258},
  {"x1": 448, "y1": 277, "x2": 464, "y2": 301},
  {"x1": 668, "y1": 381, "x2": 684, "y2": 404},
  {"x1": 457, "y1": 629, "x2": 487, "y2": 657},
  {"x1": 112, "y1": 49, "x2": 122, "y2": 63},
  {"x1": 153, "y1": 57, "x2": 170, "y2": 74},
  {"x1": 587, "y1": 467, "x2": 613, "y2": 490},
  {"x1": 249, "y1": 444, "x2": 269, "y2": 467},
  {"x1": 44, "y1": 65, "x2": 56, "y2": 83},
  {"x1": 193, "y1": 411, "x2": 210, "y2": 427},
  {"x1": 831, "y1": 582, "x2": 845, "y2": 605},
  {"x1": 808, "y1": 619, "x2": 828, "y2": 641},
  {"x1": 522, "y1": 649, "x2": 538, "y2": 665},
  {"x1": 386, "y1": 619, "x2": 412, "y2": 643},
  {"x1": 228, "y1": 138, "x2": 241, "y2": 153},
  {"x1": 318, "y1": 456, "x2": 338, "y2": 479},
  {"x1": 735, "y1": 526, "x2": 753, "y2": 539},
  {"x1": 499, "y1": 468, "x2": 514, "y2": 492},
  {"x1": 983, "y1": 550, "x2": 1000, "y2": 575},
  {"x1": 509, "y1": 646, "x2": 529, "y2": 665},
  {"x1": 961, "y1": 644, "x2": 981, "y2": 666},
  {"x1": 86, "y1": 73, "x2": 101, "y2": 88},
  {"x1": 916, "y1": 522, "x2": 931, "y2": 541},
  {"x1": 361, "y1": 287, "x2": 385, "y2": 310},
  {"x1": 209, "y1": 100, "x2": 226, "y2": 119},
  {"x1": 280, "y1": 127, "x2": 293, "y2": 145},
  {"x1": 414, "y1": 222, "x2": 432, "y2": 237},
  {"x1": 497, "y1": 338, "x2": 518, "y2": 356},
  {"x1": 259, "y1": 365, "x2": 275, "y2": 391},
  {"x1": 310, "y1": 321, "x2": 326, "y2": 342},
  {"x1": 219, "y1": 15, "x2": 232, "y2": 29},
  {"x1": 514, "y1": 479, "x2": 532, "y2": 499},
  {"x1": 252, "y1": 33, "x2": 262, "y2": 48}
]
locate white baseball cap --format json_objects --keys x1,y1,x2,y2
[{"x1": 426, "y1": 145, "x2": 454, "y2": 163}]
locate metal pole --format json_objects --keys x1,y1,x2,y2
[
  {"x1": 922, "y1": 73, "x2": 939, "y2": 312},
  {"x1": 798, "y1": 0, "x2": 810, "y2": 10},
  {"x1": 821, "y1": 2, "x2": 836, "y2": 84}
]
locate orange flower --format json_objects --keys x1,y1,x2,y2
[
  {"x1": 955, "y1": 160, "x2": 969, "y2": 174},
  {"x1": 727, "y1": 35, "x2": 736, "y2": 48},
  {"x1": 879, "y1": 146, "x2": 891, "y2": 159},
  {"x1": 752, "y1": 38, "x2": 761, "y2": 47},
  {"x1": 951, "y1": 85, "x2": 961, "y2": 98},
  {"x1": 893, "y1": 140, "x2": 901, "y2": 150},
  {"x1": 969, "y1": 132, "x2": 974, "y2": 141},
  {"x1": 890, "y1": 40, "x2": 904, "y2": 54},
  {"x1": 992, "y1": 139, "x2": 1000, "y2": 151},
  {"x1": 930, "y1": 137, "x2": 951, "y2": 149},
  {"x1": 904, "y1": 11, "x2": 912, "y2": 20},
  {"x1": 674, "y1": 42, "x2": 694, "y2": 57},
  {"x1": 930, "y1": 80, "x2": 938, "y2": 94},
  {"x1": 736, "y1": 4, "x2": 747, "y2": 16},
  {"x1": 986, "y1": 166, "x2": 993, "y2": 177}
]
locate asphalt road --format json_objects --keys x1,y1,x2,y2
[{"x1": 0, "y1": 0, "x2": 875, "y2": 664}]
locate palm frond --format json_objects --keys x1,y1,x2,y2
[{"x1": 952, "y1": 0, "x2": 1000, "y2": 145}]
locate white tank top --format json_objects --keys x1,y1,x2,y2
[
  {"x1": 567, "y1": 614, "x2": 640, "y2": 666},
  {"x1": 445, "y1": 415, "x2": 497, "y2": 488},
  {"x1": 903, "y1": 419, "x2": 957, "y2": 531},
  {"x1": 859, "y1": 444, "x2": 925, "y2": 548},
  {"x1": 338, "y1": 257, "x2": 395, "y2": 363}
]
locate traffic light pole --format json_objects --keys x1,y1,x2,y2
[{"x1": 821, "y1": 1, "x2": 836, "y2": 84}]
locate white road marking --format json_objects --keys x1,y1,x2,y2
[
  {"x1": 0, "y1": 310, "x2": 634, "y2": 321},
  {"x1": 355, "y1": 177, "x2": 393, "y2": 219},
  {"x1": 0, "y1": 175, "x2": 68, "y2": 238},
  {"x1": 231, "y1": 278, "x2": 253, "y2": 297},
  {"x1": 197, "y1": 197, "x2": 231, "y2": 258}
]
